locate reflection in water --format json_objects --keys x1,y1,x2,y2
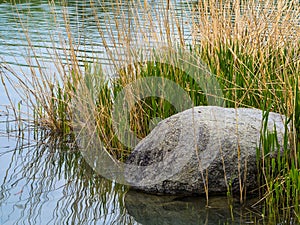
[
  {"x1": 0, "y1": 121, "x2": 136, "y2": 224},
  {"x1": 125, "y1": 190, "x2": 260, "y2": 225}
]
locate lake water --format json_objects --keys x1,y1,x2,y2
[{"x1": 0, "y1": 0, "x2": 269, "y2": 224}]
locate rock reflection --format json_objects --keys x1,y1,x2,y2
[{"x1": 125, "y1": 190, "x2": 257, "y2": 225}]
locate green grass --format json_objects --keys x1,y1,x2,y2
[{"x1": 255, "y1": 108, "x2": 299, "y2": 224}]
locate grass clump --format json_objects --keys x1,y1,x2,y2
[{"x1": 255, "y1": 108, "x2": 300, "y2": 224}]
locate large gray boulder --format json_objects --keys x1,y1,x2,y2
[{"x1": 125, "y1": 106, "x2": 287, "y2": 195}]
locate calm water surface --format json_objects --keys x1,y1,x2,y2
[{"x1": 0, "y1": 0, "x2": 264, "y2": 224}]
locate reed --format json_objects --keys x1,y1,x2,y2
[{"x1": 1, "y1": 0, "x2": 299, "y2": 223}]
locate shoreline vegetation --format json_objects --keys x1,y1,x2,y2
[{"x1": 1, "y1": 0, "x2": 299, "y2": 223}]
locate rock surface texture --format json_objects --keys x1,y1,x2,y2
[{"x1": 125, "y1": 106, "x2": 287, "y2": 195}]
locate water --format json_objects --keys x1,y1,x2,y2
[
  {"x1": 0, "y1": 0, "x2": 264, "y2": 224},
  {"x1": 0, "y1": 121, "x2": 134, "y2": 224}
]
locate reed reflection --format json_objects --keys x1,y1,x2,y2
[{"x1": 0, "y1": 129, "x2": 136, "y2": 225}]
